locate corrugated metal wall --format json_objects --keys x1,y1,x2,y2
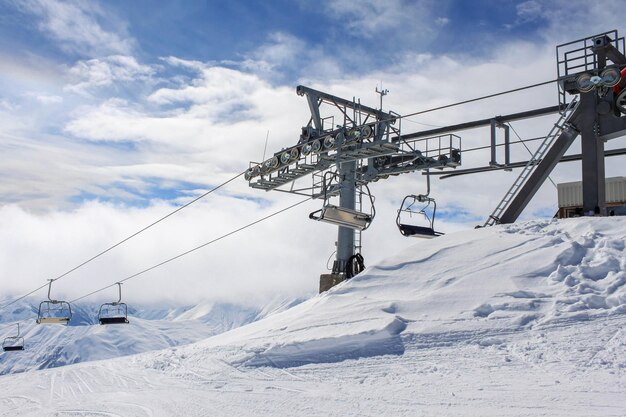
[{"x1": 558, "y1": 177, "x2": 626, "y2": 207}]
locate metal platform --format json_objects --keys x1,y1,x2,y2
[
  {"x1": 322, "y1": 142, "x2": 400, "y2": 162},
  {"x1": 370, "y1": 155, "x2": 460, "y2": 180},
  {"x1": 250, "y1": 162, "x2": 324, "y2": 191},
  {"x1": 556, "y1": 29, "x2": 625, "y2": 107}
]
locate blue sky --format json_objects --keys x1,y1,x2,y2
[
  {"x1": 0, "y1": 0, "x2": 551, "y2": 86},
  {"x1": 0, "y1": 0, "x2": 622, "y2": 214},
  {"x1": 0, "y1": 0, "x2": 624, "y2": 302}
]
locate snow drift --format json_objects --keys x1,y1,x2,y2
[{"x1": 0, "y1": 217, "x2": 625, "y2": 416}]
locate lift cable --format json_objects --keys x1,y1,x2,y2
[
  {"x1": 397, "y1": 79, "x2": 557, "y2": 122},
  {"x1": 507, "y1": 123, "x2": 558, "y2": 188},
  {"x1": 0, "y1": 170, "x2": 246, "y2": 314},
  {"x1": 0, "y1": 79, "x2": 559, "y2": 315},
  {"x1": 402, "y1": 117, "x2": 443, "y2": 128},
  {"x1": 461, "y1": 135, "x2": 546, "y2": 153},
  {"x1": 69, "y1": 198, "x2": 310, "y2": 304}
]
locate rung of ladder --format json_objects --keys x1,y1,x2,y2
[{"x1": 483, "y1": 97, "x2": 579, "y2": 227}]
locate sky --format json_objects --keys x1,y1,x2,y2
[{"x1": 0, "y1": 0, "x2": 624, "y2": 307}]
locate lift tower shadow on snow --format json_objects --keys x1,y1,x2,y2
[{"x1": 245, "y1": 86, "x2": 462, "y2": 292}]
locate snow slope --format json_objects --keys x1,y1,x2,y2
[
  {"x1": 0, "y1": 299, "x2": 301, "y2": 375},
  {"x1": 0, "y1": 217, "x2": 625, "y2": 416}
]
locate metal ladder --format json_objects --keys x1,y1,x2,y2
[
  {"x1": 483, "y1": 97, "x2": 580, "y2": 227},
  {"x1": 354, "y1": 159, "x2": 364, "y2": 253}
]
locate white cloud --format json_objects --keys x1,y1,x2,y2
[
  {"x1": 322, "y1": 0, "x2": 438, "y2": 40},
  {"x1": 20, "y1": 0, "x2": 134, "y2": 57},
  {"x1": 34, "y1": 94, "x2": 63, "y2": 104},
  {"x1": 529, "y1": 0, "x2": 624, "y2": 44},
  {"x1": 242, "y1": 32, "x2": 306, "y2": 71},
  {"x1": 148, "y1": 63, "x2": 262, "y2": 108},
  {"x1": 239, "y1": 32, "x2": 344, "y2": 82},
  {"x1": 0, "y1": 197, "x2": 326, "y2": 305},
  {"x1": 435, "y1": 17, "x2": 450, "y2": 26},
  {"x1": 516, "y1": 1, "x2": 543, "y2": 22},
  {"x1": 65, "y1": 55, "x2": 156, "y2": 94},
  {"x1": 23, "y1": 92, "x2": 63, "y2": 104},
  {"x1": 2, "y1": 1, "x2": 625, "y2": 308},
  {"x1": 324, "y1": 0, "x2": 411, "y2": 36},
  {"x1": 0, "y1": 99, "x2": 19, "y2": 111}
]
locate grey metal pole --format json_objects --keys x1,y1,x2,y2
[
  {"x1": 490, "y1": 119, "x2": 497, "y2": 166},
  {"x1": 336, "y1": 160, "x2": 356, "y2": 274},
  {"x1": 579, "y1": 93, "x2": 606, "y2": 215},
  {"x1": 503, "y1": 124, "x2": 511, "y2": 166}
]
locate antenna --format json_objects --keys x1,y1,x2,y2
[
  {"x1": 375, "y1": 83, "x2": 389, "y2": 111},
  {"x1": 262, "y1": 130, "x2": 270, "y2": 161}
]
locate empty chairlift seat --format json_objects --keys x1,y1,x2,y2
[
  {"x1": 98, "y1": 283, "x2": 129, "y2": 325},
  {"x1": 309, "y1": 172, "x2": 376, "y2": 231},
  {"x1": 396, "y1": 194, "x2": 443, "y2": 239},
  {"x1": 98, "y1": 303, "x2": 129, "y2": 324},
  {"x1": 2, "y1": 324, "x2": 25, "y2": 352},
  {"x1": 37, "y1": 300, "x2": 72, "y2": 324},
  {"x1": 37, "y1": 280, "x2": 72, "y2": 325},
  {"x1": 309, "y1": 205, "x2": 373, "y2": 231}
]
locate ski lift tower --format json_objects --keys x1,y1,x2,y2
[
  {"x1": 555, "y1": 30, "x2": 626, "y2": 217},
  {"x1": 485, "y1": 29, "x2": 626, "y2": 225},
  {"x1": 246, "y1": 86, "x2": 462, "y2": 292}
]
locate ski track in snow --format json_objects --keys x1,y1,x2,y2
[{"x1": 0, "y1": 217, "x2": 626, "y2": 416}]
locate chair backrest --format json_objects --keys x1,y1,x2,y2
[
  {"x1": 98, "y1": 302, "x2": 128, "y2": 321},
  {"x1": 38, "y1": 300, "x2": 72, "y2": 325}
]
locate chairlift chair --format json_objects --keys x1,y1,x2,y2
[
  {"x1": 310, "y1": 204, "x2": 373, "y2": 231},
  {"x1": 396, "y1": 194, "x2": 443, "y2": 238},
  {"x1": 396, "y1": 169, "x2": 444, "y2": 239},
  {"x1": 98, "y1": 283, "x2": 129, "y2": 325},
  {"x1": 396, "y1": 195, "x2": 443, "y2": 238},
  {"x1": 2, "y1": 323, "x2": 25, "y2": 352},
  {"x1": 37, "y1": 280, "x2": 72, "y2": 325},
  {"x1": 309, "y1": 172, "x2": 375, "y2": 231}
]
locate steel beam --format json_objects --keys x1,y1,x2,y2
[
  {"x1": 591, "y1": 36, "x2": 626, "y2": 65},
  {"x1": 497, "y1": 113, "x2": 582, "y2": 224},
  {"x1": 305, "y1": 93, "x2": 323, "y2": 131},
  {"x1": 430, "y1": 147, "x2": 626, "y2": 178},
  {"x1": 296, "y1": 85, "x2": 391, "y2": 120},
  {"x1": 578, "y1": 93, "x2": 606, "y2": 215},
  {"x1": 396, "y1": 105, "x2": 561, "y2": 141},
  {"x1": 490, "y1": 119, "x2": 497, "y2": 166},
  {"x1": 598, "y1": 113, "x2": 626, "y2": 140}
]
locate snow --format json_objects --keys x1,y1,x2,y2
[
  {"x1": 1, "y1": 217, "x2": 626, "y2": 416},
  {"x1": 0, "y1": 299, "x2": 300, "y2": 375}
]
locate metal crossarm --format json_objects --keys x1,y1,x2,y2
[{"x1": 483, "y1": 97, "x2": 580, "y2": 227}]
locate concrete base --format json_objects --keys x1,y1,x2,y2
[{"x1": 319, "y1": 273, "x2": 345, "y2": 293}]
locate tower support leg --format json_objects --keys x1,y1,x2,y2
[
  {"x1": 335, "y1": 161, "x2": 356, "y2": 274},
  {"x1": 319, "y1": 160, "x2": 356, "y2": 293},
  {"x1": 579, "y1": 93, "x2": 606, "y2": 215}
]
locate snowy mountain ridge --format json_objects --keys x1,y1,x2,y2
[
  {"x1": 0, "y1": 298, "x2": 303, "y2": 375},
  {"x1": 1, "y1": 217, "x2": 625, "y2": 416}
]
